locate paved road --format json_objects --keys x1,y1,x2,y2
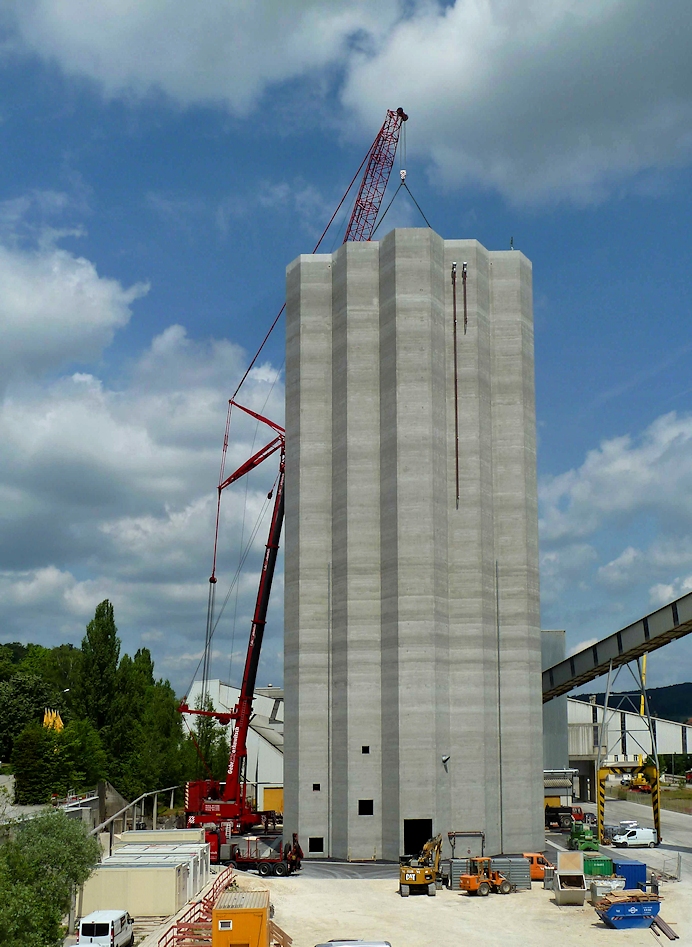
[
  {"x1": 298, "y1": 861, "x2": 399, "y2": 880},
  {"x1": 549, "y1": 799, "x2": 692, "y2": 880}
]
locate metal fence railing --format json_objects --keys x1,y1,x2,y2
[{"x1": 157, "y1": 865, "x2": 235, "y2": 947}]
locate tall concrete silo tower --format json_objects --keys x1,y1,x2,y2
[{"x1": 283, "y1": 228, "x2": 544, "y2": 860}]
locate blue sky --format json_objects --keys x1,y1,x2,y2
[{"x1": 1, "y1": 1, "x2": 692, "y2": 695}]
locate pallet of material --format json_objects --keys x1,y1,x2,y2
[{"x1": 595, "y1": 890, "x2": 662, "y2": 908}]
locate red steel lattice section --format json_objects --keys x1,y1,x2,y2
[{"x1": 343, "y1": 106, "x2": 408, "y2": 243}]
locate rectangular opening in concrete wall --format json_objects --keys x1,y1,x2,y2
[
  {"x1": 361, "y1": 746, "x2": 370, "y2": 754},
  {"x1": 358, "y1": 799, "x2": 374, "y2": 816},
  {"x1": 312, "y1": 783, "x2": 320, "y2": 791},
  {"x1": 404, "y1": 819, "x2": 433, "y2": 856},
  {"x1": 308, "y1": 837, "x2": 324, "y2": 853}
]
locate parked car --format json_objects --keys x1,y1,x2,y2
[
  {"x1": 612, "y1": 827, "x2": 658, "y2": 848},
  {"x1": 315, "y1": 943, "x2": 393, "y2": 947},
  {"x1": 78, "y1": 910, "x2": 134, "y2": 947}
]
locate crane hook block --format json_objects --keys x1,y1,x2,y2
[{"x1": 400, "y1": 169, "x2": 407, "y2": 182}]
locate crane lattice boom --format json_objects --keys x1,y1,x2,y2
[{"x1": 343, "y1": 106, "x2": 408, "y2": 243}]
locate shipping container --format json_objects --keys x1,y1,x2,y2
[
  {"x1": 449, "y1": 859, "x2": 470, "y2": 889},
  {"x1": 612, "y1": 860, "x2": 647, "y2": 890},
  {"x1": 490, "y1": 857, "x2": 531, "y2": 890}
]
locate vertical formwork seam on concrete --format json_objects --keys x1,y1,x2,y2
[{"x1": 285, "y1": 231, "x2": 544, "y2": 860}]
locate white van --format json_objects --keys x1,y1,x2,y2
[
  {"x1": 78, "y1": 910, "x2": 134, "y2": 946},
  {"x1": 612, "y1": 827, "x2": 658, "y2": 848}
]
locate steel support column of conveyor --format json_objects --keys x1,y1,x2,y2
[{"x1": 542, "y1": 591, "x2": 692, "y2": 703}]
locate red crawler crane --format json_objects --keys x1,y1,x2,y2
[{"x1": 181, "y1": 108, "x2": 407, "y2": 870}]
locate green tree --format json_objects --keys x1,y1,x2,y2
[
  {"x1": 0, "y1": 673, "x2": 63, "y2": 760},
  {"x1": 11, "y1": 724, "x2": 81, "y2": 804},
  {"x1": 185, "y1": 696, "x2": 230, "y2": 782},
  {"x1": 41, "y1": 644, "x2": 82, "y2": 714},
  {"x1": 0, "y1": 643, "x2": 28, "y2": 683},
  {"x1": 75, "y1": 599, "x2": 120, "y2": 732},
  {"x1": 0, "y1": 810, "x2": 100, "y2": 947},
  {"x1": 61, "y1": 719, "x2": 108, "y2": 788},
  {"x1": 16, "y1": 643, "x2": 52, "y2": 678}
]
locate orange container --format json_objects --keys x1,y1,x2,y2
[{"x1": 212, "y1": 889, "x2": 269, "y2": 947}]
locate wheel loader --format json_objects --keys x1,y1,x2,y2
[
  {"x1": 459, "y1": 857, "x2": 513, "y2": 896},
  {"x1": 399, "y1": 835, "x2": 442, "y2": 897}
]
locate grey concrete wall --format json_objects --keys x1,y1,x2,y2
[
  {"x1": 542, "y1": 630, "x2": 569, "y2": 769},
  {"x1": 284, "y1": 229, "x2": 544, "y2": 859}
]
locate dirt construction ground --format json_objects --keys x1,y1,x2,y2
[{"x1": 233, "y1": 870, "x2": 691, "y2": 947}]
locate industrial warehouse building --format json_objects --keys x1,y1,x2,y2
[{"x1": 283, "y1": 228, "x2": 544, "y2": 860}]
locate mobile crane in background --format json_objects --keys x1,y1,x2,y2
[{"x1": 179, "y1": 107, "x2": 408, "y2": 870}]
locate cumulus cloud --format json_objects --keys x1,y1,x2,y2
[
  {"x1": 0, "y1": 331, "x2": 286, "y2": 692},
  {"x1": 5, "y1": 2, "x2": 692, "y2": 202},
  {"x1": 343, "y1": 0, "x2": 692, "y2": 203},
  {"x1": 539, "y1": 411, "x2": 692, "y2": 680},
  {"x1": 540, "y1": 412, "x2": 692, "y2": 543},
  {"x1": 0, "y1": 199, "x2": 148, "y2": 379},
  {"x1": 3, "y1": 0, "x2": 400, "y2": 113}
]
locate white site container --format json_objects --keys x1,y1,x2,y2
[
  {"x1": 115, "y1": 828, "x2": 206, "y2": 845},
  {"x1": 113, "y1": 842, "x2": 210, "y2": 888},
  {"x1": 104, "y1": 853, "x2": 201, "y2": 901},
  {"x1": 80, "y1": 861, "x2": 189, "y2": 917}
]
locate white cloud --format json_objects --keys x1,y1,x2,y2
[
  {"x1": 5, "y1": 2, "x2": 692, "y2": 202},
  {"x1": 0, "y1": 334, "x2": 286, "y2": 690},
  {"x1": 0, "y1": 228, "x2": 147, "y2": 379},
  {"x1": 539, "y1": 410, "x2": 692, "y2": 682},
  {"x1": 342, "y1": 0, "x2": 692, "y2": 204},
  {"x1": 4, "y1": 1, "x2": 400, "y2": 113},
  {"x1": 540, "y1": 412, "x2": 692, "y2": 543}
]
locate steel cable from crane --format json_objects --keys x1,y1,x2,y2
[
  {"x1": 232, "y1": 108, "x2": 406, "y2": 403},
  {"x1": 230, "y1": 145, "x2": 374, "y2": 403},
  {"x1": 185, "y1": 489, "x2": 274, "y2": 698},
  {"x1": 371, "y1": 176, "x2": 432, "y2": 239},
  {"x1": 225, "y1": 363, "x2": 284, "y2": 686}
]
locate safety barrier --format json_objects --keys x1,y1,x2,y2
[{"x1": 157, "y1": 866, "x2": 235, "y2": 947}]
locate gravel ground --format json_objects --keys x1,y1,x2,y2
[{"x1": 233, "y1": 866, "x2": 690, "y2": 947}]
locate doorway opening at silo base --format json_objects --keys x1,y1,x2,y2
[{"x1": 404, "y1": 819, "x2": 433, "y2": 857}]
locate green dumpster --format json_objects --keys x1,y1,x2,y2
[{"x1": 583, "y1": 855, "x2": 613, "y2": 876}]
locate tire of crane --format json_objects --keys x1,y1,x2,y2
[
  {"x1": 477, "y1": 882, "x2": 490, "y2": 897},
  {"x1": 227, "y1": 860, "x2": 238, "y2": 870},
  {"x1": 649, "y1": 842, "x2": 655, "y2": 849},
  {"x1": 258, "y1": 862, "x2": 272, "y2": 877},
  {"x1": 427, "y1": 883, "x2": 436, "y2": 897},
  {"x1": 499, "y1": 880, "x2": 512, "y2": 895},
  {"x1": 273, "y1": 861, "x2": 289, "y2": 876},
  {"x1": 400, "y1": 884, "x2": 409, "y2": 897}
]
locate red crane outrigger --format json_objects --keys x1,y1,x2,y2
[{"x1": 180, "y1": 107, "x2": 407, "y2": 869}]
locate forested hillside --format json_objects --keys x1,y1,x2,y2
[
  {"x1": 0, "y1": 600, "x2": 230, "y2": 804},
  {"x1": 574, "y1": 681, "x2": 692, "y2": 723}
]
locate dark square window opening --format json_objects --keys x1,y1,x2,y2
[
  {"x1": 358, "y1": 799, "x2": 374, "y2": 816},
  {"x1": 313, "y1": 783, "x2": 321, "y2": 791},
  {"x1": 308, "y1": 837, "x2": 324, "y2": 853},
  {"x1": 361, "y1": 745, "x2": 370, "y2": 755}
]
